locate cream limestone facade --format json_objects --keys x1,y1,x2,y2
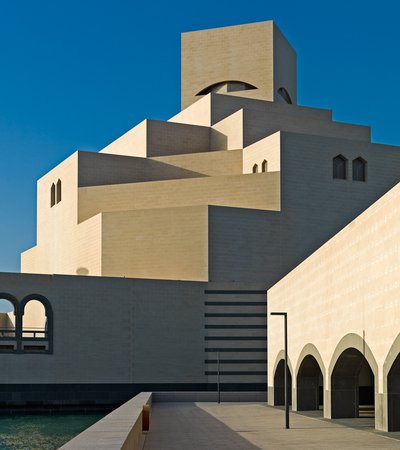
[
  {"x1": 268, "y1": 181, "x2": 400, "y2": 432},
  {"x1": 181, "y1": 21, "x2": 297, "y2": 109},
  {"x1": 1, "y1": 21, "x2": 400, "y2": 412}
]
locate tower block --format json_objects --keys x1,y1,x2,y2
[{"x1": 181, "y1": 21, "x2": 297, "y2": 109}]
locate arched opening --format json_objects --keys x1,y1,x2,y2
[
  {"x1": 0, "y1": 297, "x2": 16, "y2": 351},
  {"x1": 331, "y1": 348, "x2": 375, "y2": 418},
  {"x1": 352, "y1": 157, "x2": 367, "y2": 182},
  {"x1": 297, "y1": 355, "x2": 323, "y2": 411},
  {"x1": 333, "y1": 155, "x2": 347, "y2": 180},
  {"x1": 387, "y1": 353, "x2": 400, "y2": 431},
  {"x1": 274, "y1": 359, "x2": 292, "y2": 406},
  {"x1": 196, "y1": 80, "x2": 257, "y2": 96},
  {"x1": 56, "y1": 179, "x2": 62, "y2": 204},
  {"x1": 261, "y1": 160, "x2": 268, "y2": 173},
  {"x1": 22, "y1": 299, "x2": 48, "y2": 351},
  {"x1": 277, "y1": 87, "x2": 293, "y2": 104},
  {"x1": 252, "y1": 164, "x2": 258, "y2": 173},
  {"x1": 50, "y1": 183, "x2": 56, "y2": 207}
]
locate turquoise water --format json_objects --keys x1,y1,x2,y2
[{"x1": 0, "y1": 412, "x2": 106, "y2": 449}]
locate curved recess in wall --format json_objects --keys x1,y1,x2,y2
[
  {"x1": 196, "y1": 80, "x2": 257, "y2": 96},
  {"x1": 277, "y1": 87, "x2": 293, "y2": 104}
]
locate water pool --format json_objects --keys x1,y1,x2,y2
[{"x1": 0, "y1": 412, "x2": 106, "y2": 449}]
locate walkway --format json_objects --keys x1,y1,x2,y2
[{"x1": 143, "y1": 403, "x2": 400, "y2": 450}]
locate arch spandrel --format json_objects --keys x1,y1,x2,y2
[
  {"x1": 383, "y1": 333, "x2": 400, "y2": 392},
  {"x1": 383, "y1": 333, "x2": 400, "y2": 431},
  {"x1": 0, "y1": 293, "x2": 19, "y2": 316},
  {"x1": 295, "y1": 343, "x2": 326, "y2": 385},
  {"x1": 272, "y1": 349, "x2": 294, "y2": 379},
  {"x1": 328, "y1": 333, "x2": 378, "y2": 391}
]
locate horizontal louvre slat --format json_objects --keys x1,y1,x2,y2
[
  {"x1": 205, "y1": 359, "x2": 267, "y2": 364},
  {"x1": 206, "y1": 317, "x2": 266, "y2": 327},
  {"x1": 205, "y1": 336, "x2": 266, "y2": 341},
  {"x1": 205, "y1": 371, "x2": 267, "y2": 375},
  {"x1": 205, "y1": 313, "x2": 267, "y2": 317},
  {"x1": 205, "y1": 324, "x2": 266, "y2": 329},
  {"x1": 205, "y1": 301, "x2": 266, "y2": 306},
  {"x1": 205, "y1": 347, "x2": 267, "y2": 352}
]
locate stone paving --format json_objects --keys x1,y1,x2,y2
[{"x1": 143, "y1": 402, "x2": 400, "y2": 450}]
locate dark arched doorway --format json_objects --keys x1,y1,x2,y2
[
  {"x1": 331, "y1": 348, "x2": 374, "y2": 418},
  {"x1": 297, "y1": 355, "x2": 323, "y2": 411},
  {"x1": 388, "y1": 353, "x2": 400, "y2": 431},
  {"x1": 274, "y1": 359, "x2": 292, "y2": 406}
]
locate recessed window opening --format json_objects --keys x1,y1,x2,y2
[
  {"x1": 252, "y1": 164, "x2": 258, "y2": 173},
  {"x1": 261, "y1": 160, "x2": 268, "y2": 172},
  {"x1": 0, "y1": 344, "x2": 14, "y2": 350},
  {"x1": 352, "y1": 157, "x2": 367, "y2": 182},
  {"x1": 22, "y1": 300, "x2": 47, "y2": 341},
  {"x1": 50, "y1": 184, "x2": 56, "y2": 207},
  {"x1": 56, "y1": 179, "x2": 62, "y2": 204},
  {"x1": 0, "y1": 294, "x2": 53, "y2": 353},
  {"x1": 333, "y1": 155, "x2": 347, "y2": 180},
  {"x1": 23, "y1": 344, "x2": 46, "y2": 351}
]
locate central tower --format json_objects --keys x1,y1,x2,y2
[{"x1": 181, "y1": 21, "x2": 297, "y2": 109}]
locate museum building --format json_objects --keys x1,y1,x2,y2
[{"x1": 0, "y1": 21, "x2": 400, "y2": 430}]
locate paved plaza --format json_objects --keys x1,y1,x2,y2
[{"x1": 143, "y1": 403, "x2": 400, "y2": 450}]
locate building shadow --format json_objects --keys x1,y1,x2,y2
[{"x1": 143, "y1": 402, "x2": 261, "y2": 450}]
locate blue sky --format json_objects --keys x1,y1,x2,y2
[{"x1": 0, "y1": 0, "x2": 399, "y2": 272}]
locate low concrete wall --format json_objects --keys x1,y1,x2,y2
[
  {"x1": 153, "y1": 391, "x2": 267, "y2": 402},
  {"x1": 60, "y1": 392, "x2": 152, "y2": 450}
]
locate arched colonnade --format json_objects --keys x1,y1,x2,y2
[
  {"x1": 0, "y1": 293, "x2": 53, "y2": 353},
  {"x1": 271, "y1": 333, "x2": 400, "y2": 432}
]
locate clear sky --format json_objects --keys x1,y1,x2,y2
[{"x1": 0, "y1": 0, "x2": 399, "y2": 272}]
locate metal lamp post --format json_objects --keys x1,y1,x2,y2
[
  {"x1": 217, "y1": 350, "x2": 221, "y2": 404},
  {"x1": 270, "y1": 311, "x2": 289, "y2": 429}
]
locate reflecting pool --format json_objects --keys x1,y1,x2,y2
[{"x1": 0, "y1": 412, "x2": 105, "y2": 449}]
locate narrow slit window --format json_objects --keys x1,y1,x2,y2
[
  {"x1": 56, "y1": 179, "x2": 62, "y2": 204},
  {"x1": 252, "y1": 164, "x2": 258, "y2": 173},
  {"x1": 50, "y1": 184, "x2": 56, "y2": 207},
  {"x1": 261, "y1": 160, "x2": 268, "y2": 172}
]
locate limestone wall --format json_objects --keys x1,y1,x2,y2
[
  {"x1": 0, "y1": 273, "x2": 205, "y2": 384},
  {"x1": 101, "y1": 206, "x2": 209, "y2": 281},
  {"x1": 77, "y1": 151, "x2": 208, "y2": 187},
  {"x1": 268, "y1": 180, "x2": 400, "y2": 430},
  {"x1": 152, "y1": 149, "x2": 243, "y2": 177},
  {"x1": 100, "y1": 119, "x2": 220, "y2": 158},
  {"x1": 77, "y1": 172, "x2": 280, "y2": 223},
  {"x1": 0, "y1": 273, "x2": 268, "y2": 390}
]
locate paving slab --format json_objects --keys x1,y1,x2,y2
[{"x1": 143, "y1": 403, "x2": 400, "y2": 450}]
